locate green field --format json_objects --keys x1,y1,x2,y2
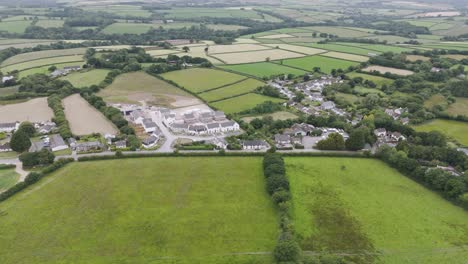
[
  {"x1": 60, "y1": 69, "x2": 111, "y2": 88},
  {"x1": 286, "y1": 157, "x2": 468, "y2": 264},
  {"x1": 301, "y1": 26, "x2": 373, "y2": 38},
  {"x1": 0, "y1": 20, "x2": 32, "y2": 33},
  {"x1": 199, "y1": 78, "x2": 265, "y2": 102},
  {"x1": 154, "y1": 7, "x2": 275, "y2": 21},
  {"x1": 1, "y1": 55, "x2": 84, "y2": 73},
  {"x1": 211, "y1": 93, "x2": 284, "y2": 114},
  {"x1": 0, "y1": 168, "x2": 19, "y2": 191},
  {"x1": 1, "y1": 48, "x2": 86, "y2": 67},
  {"x1": 82, "y1": 5, "x2": 152, "y2": 18},
  {"x1": 0, "y1": 86, "x2": 19, "y2": 96},
  {"x1": 0, "y1": 157, "x2": 278, "y2": 263},
  {"x1": 447, "y1": 97, "x2": 468, "y2": 117},
  {"x1": 17, "y1": 62, "x2": 86, "y2": 79},
  {"x1": 344, "y1": 43, "x2": 414, "y2": 53},
  {"x1": 280, "y1": 55, "x2": 358, "y2": 73},
  {"x1": 424, "y1": 94, "x2": 448, "y2": 109},
  {"x1": 414, "y1": 119, "x2": 468, "y2": 146},
  {"x1": 220, "y1": 62, "x2": 308, "y2": 78},
  {"x1": 296, "y1": 43, "x2": 378, "y2": 56},
  {"x1": 35, "y1": 19, "x2": 64, "y2": 28},
  {"x1": 101, "y1": 23, "x2": 156, "y2": 34},
  {"x1": 346, "y1": 72, "x2": 394, "y2": 87},
  {"x1": 160, "y1": 68, "x2": 247, "y2": 93}
]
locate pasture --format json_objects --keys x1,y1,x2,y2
[
  {"x1": 63, "y1": 94, "x2": 117, "y2": 136},
  {"x1": 211, "y1": 93, "x2": 284, "y2": 114},
  {"x1": 263, "y1": 44, "x2": 326, "y2": 55},
  {"x1": 219, "y1": 62, "x2": 308, "y2": 78},
  {"x1": 0, "y1": 20, "x2": 32, "y2": 33},
  {"x1": 1, "y1": 48, "x2": 86, "y2": 67},
  {"x1": 199, "y1": 78, "x2": 264, "y2": 102},
  {"x1": 160, "y1": 68, "x2": 246, "y2": 93},
  {"x1": 60, "y1": 69, "x2": 110, "y2": 88},
  {"x1": 0, "y1": 168, "x2": 19, "y2": 192},
  {"x1": 362, "y1": 66, "x2": 414, "y2": 76},
  {"x1": 97, "y1": 71, "x2": 198, "y2": 108},
  {"x1": 211, "y1": 49, "x2": 304, "y2": 64},
  {"x1": 82, "y1": 5, "x2": 152, "y2": 18},
  {"x1": 413, "y1": 119, "x2": 468, "y2": 146},
  {"x1": 35, "y1": 19, "x2": 64, "y2": 28},
  {"x1": 286, "y1": 157, "x2": 468, "y2": 264},
  {"x1": 424, "y1": 94, "x2": 448, "y2": 110},
  {"x1": 241, "y1": 111, "x2": 298, "y2": 122},
  {"x1": 297, "y1": 43, "x2": 378, "y2": 56},
  {"x1": 281, "y1": 55, "x2": 359, "y2": 73},
  {"x1": 1, "y1": 55, "x2": 84, "y2": 73},
  {"x1": 207, "y1": 44, "x2": 270, "y2": 54},
  {"x1": 301, "y1": 26, "x2": 372, "y2": 38},
  {"x1": 447, "y1": 97, "x2": 468, "y2": 117},
  {"x1": 0, "y1": 97, "x2": 53, "y2": 123},
  {"x1": 320, "y1": 51, "x2": 369, "y2": 62},
  {"x1": 101, "y1": 23, "x2": 155, "y2": 34},
  {"x1": 0, "y1": 157, "x2": 278, "y2": 264},
  {"x1": 346, "y1": 72, "x2": 394, "y2": 87}
]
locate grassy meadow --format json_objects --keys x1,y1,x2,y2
[
  {"x1": 286, "y1": 157, "x2": 468, "y2": 264},
  {"x1": 0, "y1": 168, "x2": 19, "y2": 192},
  {"x1": 199, "y1": 78, "x2": 264, "y2": 102},
  {"x1": 211, "y1": 93, "x2": 284, "y2": 114},
  {"x1": 346, "y1": 72, "x2": 394, "y2": 87},
  {"x1": 60, "y1": 69, "x2": 110, "y2": 88},
  {"x1": 219, "y1": 62, "x2": 308, "y2": 78},
  {"x1": 413, "y1": 119, "x2": 468, "y2": 146},
  {"x1": 0, "y1": 157, "x2": 278, "y2": 264},
  {"x1": 281, "y1": 55, "x2": 359, "y2": 73}
]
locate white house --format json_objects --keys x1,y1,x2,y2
[
  {"x1": 374, "y1": 128, "x2": 387, "y2": 138},
  {"x1": 142, "y1": 118, "x2": 158, "y2": 133},
  {"x1": 0, "y1": 122, "x2": 19, "y2": 133},
  {"x1": 220, "y1": 121, "x2": 239, "y2": 132},
  {"x1": 207, "y1": 123, "x2": 221, "y2": 134},
  {"x1": 241, "y1": 140, "x2": 269, "y2": 150}
]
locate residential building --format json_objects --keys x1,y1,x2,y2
[
  {"x1": 75, "y1": 141, "x2": 103, "y2": 153},
  {"x1": 115, "y1": 140, "x2": 127, "y2": 149},
  {"x1": 49, "y1": 134, "x2": 68, "y2": 152},
  {"x1": 142, "y1": 136, "x2": 158, "y2": 148},
  {"x1": 241, "y1": 140, "x2": 269, "y2": 150},
  {"x1": 0, "y1": 143, "x2": 12, "y2": 152},
  {"x1": 0, "y1": 122, "x2": 19, "y2": 133}
]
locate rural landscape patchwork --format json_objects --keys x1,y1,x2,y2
[{"x1": 0, "y1": 0, "x2": 467, "y2": 263}]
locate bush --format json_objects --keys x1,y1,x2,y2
[
  {"x1": 266, "y1": 174, "x2": 289, "y2": 195},
  {"x1": 10, "y1": 130, "x2": 31, "y2": 152},
  {"x1": 273, "y1": 237, "x2": 301, "y2": 263}
]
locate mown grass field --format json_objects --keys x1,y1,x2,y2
[
  {"x1": 0, "y1": 168, "x2": 19, "y2": 192},
  {"x1": 82, "y1": 5, "x2": 152, "y2": 18},
  {"x1": 211, "y1": 93, "x2": 284, "y2": 114},
  {"x1": 17, "y1": 62, "x2": 86, "y2": 79},
  {"x1": 297, "y1": 43, "x2": 379, "y2": 56},
  {"x1": 1, "y1": 48, "x2": 86, "y2": 67},
  {"x1": 447, "y1": 97, "x2": 468, "y2": 117},
  {"x1": 0, "y1": 20, "x2": 32, "y2": 33},
  {"x1": 199, "y1": 78, "x2": 264, "y2": 102},
  {"x1": 160, "y1": 68, "x2": 246, "y2": 93},
  {"x1": 0, "y1": 157, "x2": 278, "y2": 264},
  {"x1": 219, "y1": 62, "x2": 308, "y2": 78},
  {"x1": 281, "y1": 55, "x2": 359, "y2": 73},
  {"x1": 286, "y1": 157, "x2": 468, "y2": 264},
  {"x1": 413, "y1": 119, "x2": 468, "y2": 146},
  {"x1": 60, "y1": 69, "x2": 110, "y2": 88},
  {"x1": 1, "y1": 55, "x2": 84, "y2": 73}
]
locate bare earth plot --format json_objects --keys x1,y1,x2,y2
[
  {"x1": 258, "y1": 34, "x2": 295, "y2": 39},
  {"x1": 98, "y1": 71, "x2": 202, "y2": 108},
  {"x1": 363, "y1": 66, "x2": 414, "y2": 76},
  {"x1": 264, "y1": 44, "x2": 326, "y2": 55},
  {"x1": 321, "y1": 51, "x2": 369, "y2": 62},
  {"x1": 0, "y1": 97, "x2": 53, "y2": 123},
  {"x1": 208, "y1": 44, "x2": 271, "y2": 54},
  {"x1": 63, "y1": 94, "x2": 117, "y2": 136},
  {"x1": 211, "y1": 49, "x2": 305, "y2": 64}
]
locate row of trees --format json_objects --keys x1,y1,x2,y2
[{"x1": 48, "y1": 95, "x2": 73, "y2": 139}]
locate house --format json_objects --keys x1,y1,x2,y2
[
  {"x1": 0, "y1": 122, "x2": 19, "y2": 133},
  {"x1": 200, "y1": 112, "x2": 213, "y2": 123},
  {"x1": 287, "y1": 123, "x2": 314, "y2": 136},
  {"x1": 104, "y1": 134, "x2": 116, "y2": 144},
  {"x1": 130, "y1": 110, "x2": 145, "y2": 124},
  {"x1": 142, "y1": 136, "x2": 158, "y2": 148},
  {"x1": 374, "y1": 128, "x2": 387, "y2": 137},
  {"x1": 208, "y1": 138, "x2": 228, "y2": 149},
  {"x1": 115, "y1": 140, "x2": 127, "y2": 149},
  {"x1": 436, "y1": 165, "x2": 461, "y2": 177},
  {"x1": 391, "y1": 132, "x2": 405, "y2": 141},
  {"x1": 213, "y1": 111, "x2": 226, "y2": 121},
  {"x1": 220, "y1": 121, "x2": 239, "y2": 132},
  {"x1": 274, "y1": 134, "x2": 291, "y2": 145},
  {"x1": 430, "y1": 67, "x2": 442, "y2": 73},
  {"x1": 142, "y1": 118, "x2": 158, "y2": 133},
  {"x1": 188, "y1": 124, "x2": 208, "y2": 135},
  {"x1": 171, "y1": 123, "x2": 188, "y2": 133},
  {"x1": 75, "y1": 141, "x2": 103, "y2": 153},
  {"x1": 457, "y1": 148, "x2": 468, "y2": 156},
  {"x1": 63, "y1": 65, "x2": 81, "y2": 71},
  {"x1": 207, "y1": 123, "x2": 221, "y2": 134},
  {"x1": 183, "y1": 113, "x2": 197, "y2": 124},
  {"x1": 241, "y1": 140, "x2": 269, "y2": 150},
  {"x1": 37, "y1": 123, "x2": 56, "y2": 134},
  {"x1": 49, "y1": 134, "x2": 68, "y2": 152},
  {"x1": 50, "y1": 69, "x2": 67, "y2": 78},
  {"x1": 29, "y1": 141, "x2": 46, "y2": 152},
  {"x1": 401, "y1": 117, "x2": 410, "y2": 125},
  {"x1": 0, "y1": 143, "x2": 12, "y2": 152}
]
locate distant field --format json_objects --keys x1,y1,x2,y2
[
  {"x1": 301, "y1": 26, "x2": 372, "y2": 38},
  {"x1": 18, "y1": 62, "x2": 86, "y2": 79},
  {"x1": 0, "y1": 157, "x2": 278, "y2": 264},
  {"x1": 198, "y1": 78, "x2": 264, "y2": 102},
  {"x1": 208, "y1": 44, "x2": 271, "y2": 54},
  {"x1": 363, "y1": 65, "x2": 414, "y2": 76},
  {"x1": 0, "y1": 86, "x2": 19, "y2": 96},
  {"x1": 441, "y1": 54, "x2": 468, "y2": 60},
  {"x1": 447, "y1": 97, "x2": 468, "y2": 117},
  {"x1": 35, "y1": 19, "x2": 64, "y2": 28},
  {"x1": 345, "y1": 43, "x2": 414, "y2": 53},
  {"x1": 346, "y1": 72, "x2": 394, "y2": 87},
  {"x1": 406, "y1": 54, "x2": 431, "y2": 62},
  {"x1": 281, "y1": 55, "x2": 359, "y2": 73},
  {"x1": 60, "y1": 69, "x2": 111, "y2": 88},
  {"x1": 241, "y1": 111, "x2": 298, "y2": 122},
  {"x1": 98, "y1": 71, "x2": 198, "y2": 108},
  {"x1": 219, "y1": 62, "x2": 308, "y2": 78},
  {"x1": 1, "y1": 55, "x2": 84, "y2": 73},
  {"x1": 353, "y1": 86, "x2": 385, "y2": 96},
  {"x1": 424, "y1": 94, "x2": 448, "y2": 109},
  {"x1": 211, "y1": 49, "x2": 304, "y2": 64},
  {"x1": 82, "y1": 5, "x2": 152, "y2": 18},
  {"x1": 160, "y1": 68, "x2": 246, "y2": 93},
  {"x1": 0, "y1": 20, "x2": 32, "y2": 33},
  {"x1": 211, "y1": 93, "x2": 284, "y2": 114},
  {"x1": 297, "y1": 43, "x2": 378, "y2": 56},
  {"x1": 0, "y1": 168, "x2": 19, "y2": 192},
  {"x1": 286, "y1": 157, "x2": 468, "y2": 264},
  {"x1": 101, "y1": 23, "x2": 155, "y2": 34},
  {"x1": 63, "y1": 94, "x2": 117, "y2": 136},
  {"x1": 155, "y1": 7, "x2": 271, "y2": 21},
  {"x1": 0, "y1": 97, "x2": 53, "y2": 123},
  {"x1": 263, "y1": 44, "x2": 326, "y2": 55},
  {"x1": 1, "y1": 48, "x2": 86, "y2": 67},
  {"x1": 413, "y1": 119, "x2": 468, "y2": 146},
  {"x1": 321, "y1": 51, "x2": 369, "y2": 62}
]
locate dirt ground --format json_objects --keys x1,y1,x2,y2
[
  {"x1": 63, "y1": 94, "x2": 118, "y2": 135},
  {"x1": 0, "y1": 97, "x2": 53, "y2": 123}
]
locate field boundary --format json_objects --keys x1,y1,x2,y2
[
  {"x1": 4, "y1": 60, "x2": 85, "y2": 74},
  {"x1": 1, "y1": 53, "x2": 86, "y2": 67}
]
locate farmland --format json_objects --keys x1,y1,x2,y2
[
  {"x1": 346, "y1": 72, "x2": 394, "y2": 87},
  {"x1": 286, "y1": 157, "x2": 468, "y2": 264},
  {"x1": 0, "y1": 98, "x2": 53, "y2": 123},
  {"x1": 219, "y1": 62, "x2": 308, "y2": 78},
  {"x1": 101, "y1": 23, "x2": 157, "y2": 34},
  {"x1": 0, "y1": 168, "x2": 19, "y2": 192},
  {"x1": 60, "y1": 69, "x2": 110, "y2": 88},
  {"x1": 199, "y1": 78, "x2": 265, "y2": 102},
  {"x1": 241, "y1": 111, "x2": 298, "y2": 122},
  {"x1": 63, "y1": 94, "x2": 118, "y2": 136},
  {"x1": 1, "y1": 55, "x2": 84, "y2": 73},
  {"x1": 281, "y1": 55, "x2": 359, "y2": 73},
  {"x1": 0, "y1": 20, "x2": 32, "y2": 33},
  {"x1": 0, "y1": 157, "x2": 278, "y2": 264},
  {"x1": 211, "y1": 49, "x2": 304, "y2": 64},
  {"x1": 363, "y1": 66, "x2": 414, "y2": 76},
  {"x1": 1, "y1": 48, "x2": 86, "y2": 67},
  {"x1": 298, "y1": 43, "x2": 379, "y2": 56},
  {"x1": 17, "y1": 62, "x2": 86, "y2": 79},
  {"x1": 160, "y1": 68, "x2": 246, "y2": 93},
  {"x1": 321, "y1": 51, "x2": 369, "y2": 62},
  {"x1": 447, "y1": 97, "x2": 468, "y2": 117},
  {"x1": 413, "y1": 119, "x2": 468, "y2": 146},
  {"x1": 211, "y1": 93, "x2": 284, "y2": 114},
  {"x1": 97, "y1": 71, "x2": 198, "y2": 108}
]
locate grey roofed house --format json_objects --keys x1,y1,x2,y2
[
  {"x1": 214, "y1": 111, "x2": 226, "y2": 120},
  {"x1": 115, "y1": 140, "x2": 127, "y2": 148},
  {"x1": 172, "y1": 123, "x2": 188, "y2": 129},
  {"x1": 0, "y1": 122, "x2": 18, "y2": 129},
  {"x1": 207, "y1": 123, "x2": 220, "y2": 129},
  {"x1": 49, "y1": 134, "x2": 67, "y2": 150},
  {"x1": 0, "y1": 143, "x2": 11, "y2": 152},
  {"x1": 321, "y1": 101, "x2": 336, "y2": 110},
  {"x1": 220, "y1": 121, "x2": 236, "y2": 127},
  {"x1": 29, "y1": 141, "x2": 46, "y2": 152},
  {"x1": 142, "y1": 135, "x2": 158, "y2": 146},
  {"x1": 50, "y1": 69, "x2": 67, "y2": 78},
  {"x1": 189, "y1": 124, "x2": 207, "y2": 132},
  {"x1": 184, "y1": 113, "x2": 195, "y2": 119},
  {"x1": 275, "y1": 134, "x2": 291, "y2": 143},
  {"x1": 200, "y1": 112, "x2": 213, "y2": 118},
  {"x1": 63, "y1": 65, "x2": 81, "y2": 71},
  {"x1": 75, "y1": 141, "x2": 103, "y2": 152},
  {"x1": 242, "y1": 140, "x2": 269, "y2": 149},
  {"x1": 142, "y1": 118, "x2": 157, "y2": 128}
]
